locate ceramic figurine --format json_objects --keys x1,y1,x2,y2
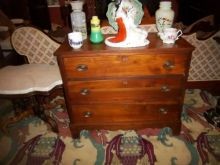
[
  {"x1": 105, "y1": 0, "x2": 149, "y2": 47},
  {"x1": 90, "y1": 16, "x2": 104, "y2": 43}
]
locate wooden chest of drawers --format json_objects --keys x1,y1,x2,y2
[{"x1": 55, "y1": 33, "x2": 194, "y2": 138}]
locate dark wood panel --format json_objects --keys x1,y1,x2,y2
[
  {"x1": 28, "y1": 0, "x2": 51, "y2": 30},
  {"x1": 0, "y1": 0, "x2": 29, "y2": 19},
  {"x1": 187, "y1": 80, "x2": 220, "y2": 96},
  {"x1": 48, "y1": 6, "x2": 64, "y2": 26}
]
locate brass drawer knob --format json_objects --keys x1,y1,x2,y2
[
  {"x1": 163, "y1": 60, "x2": 175, "y2": 70},
  {"x1": 159, "y1": 108, "x2": 168, "y2": 114},
  {"x1": 80, "y1": 88, "x2": 90, "y2": 95},
  {"x1": 161, "y1": 85, "x2": 170, "y2": 92},
  {"x1": 84, "y1": 111, "x2": 92, "y2": 118},
  {"x1": 76, "y1": 64, "x2": 88, "y2": 72}
]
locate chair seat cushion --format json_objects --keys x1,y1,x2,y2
[{"x1": 0, "y1": 64, "x2": 62, "y2": 95}]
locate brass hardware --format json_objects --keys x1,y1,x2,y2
[
  {"x1": 159, "y1": 108, "x2": 167, "y2": 114},
  {"x1": 76, "y1": 64, "x2": 88, "y2": 72},
  {"x1": 161, "y1": 85, "x2": 170, "y2": 92},
  {"x1": 163, "y1": 60, "x2": 175, "y2": 70},
  {"x1": 84, "y1": 111, "x2": 92, "y2": 118},
  {"x1": 80, "y1": 88, "x2": 90, "y2": 95}
]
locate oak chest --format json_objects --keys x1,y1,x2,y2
[{"x1": 55, "y1": 33, "x2": 194, "y2": 138}]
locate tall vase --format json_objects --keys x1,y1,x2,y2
[
  {"x1": 70, "y1": 1, "x2": 87, "y2": 40},
  {"x1": 155, "y1": 1, "x2": 174, "y2": 33}
]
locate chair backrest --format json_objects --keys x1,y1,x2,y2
[
  {"x1": 182, "y1": 30, "x2": 220, "y2": 81},
  {"x1": 11, "y1": 26, "x2": 60, "y2": 65}
]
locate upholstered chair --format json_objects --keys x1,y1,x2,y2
[{"x1": 0, "y1": 26, "x2": 63, "y2": 132}]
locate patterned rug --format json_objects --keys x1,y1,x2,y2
[{"x1": 0, "y1": 89, "x2": 220, "y2": 165}]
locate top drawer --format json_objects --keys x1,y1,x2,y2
[{"x1": 62, "y1": 54, "x2": 188, "y2": 79}]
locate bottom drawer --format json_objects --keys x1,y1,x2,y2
[{"x1": 70, "y1": 104, "x2": 182, "y2": 124}]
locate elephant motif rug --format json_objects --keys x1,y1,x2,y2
[{"x1": 0, "y1": 89, "x2": 219, "y2": 165}]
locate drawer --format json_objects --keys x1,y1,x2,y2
[
  {"x1": 70, "y1": 104, "x2": 181, "y2": 124},
  {"x1": 66, "y1": 77, "x2": 184, "y2": 104},
  {"x1": 62, "y1": 54, "x2": 188, "y2": 79}
]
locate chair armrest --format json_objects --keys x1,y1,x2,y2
[
  {"x1": 10, "y1": 19, "x2": 25, "y2": 25},
  {"x1": 0, "y1": 26, "x2": 10, "y2": 40},
  {"x1": 0, "y1": 26, "x2": 9, "y2": 32}
]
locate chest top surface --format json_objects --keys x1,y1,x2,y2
[{"x1": 55, "y1": 33, "x2": 194, "y2": 57}]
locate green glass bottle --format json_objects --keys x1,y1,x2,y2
[{"x1": 90, "y1": 16, "x2": 104, "y2": 44}]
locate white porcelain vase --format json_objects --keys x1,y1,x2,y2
[{"x1": 155, "y1": 1, "x2": 174, "y2": 33}]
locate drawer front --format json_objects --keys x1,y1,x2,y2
[
  {"x1": 63, "y1": 54, "x2": 188, "y2": 79},
  {"x1": 70, "y1": 104, "x2": 181, "y2": 124},
  {"x1": 66, "y1": 77, "x2": 184, "y2": 104}
]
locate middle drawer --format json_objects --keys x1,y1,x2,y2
[{"x1": 66, "y1": 77, "x2": 184, "y2": 104}]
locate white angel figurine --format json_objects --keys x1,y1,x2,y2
[{"x1": 105, "y1": 0, "x2": 149, "y2": 47}]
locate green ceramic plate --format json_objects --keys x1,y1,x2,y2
[{"x1": 106, "y1": 0, "x2": 144, "y2": 31}]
